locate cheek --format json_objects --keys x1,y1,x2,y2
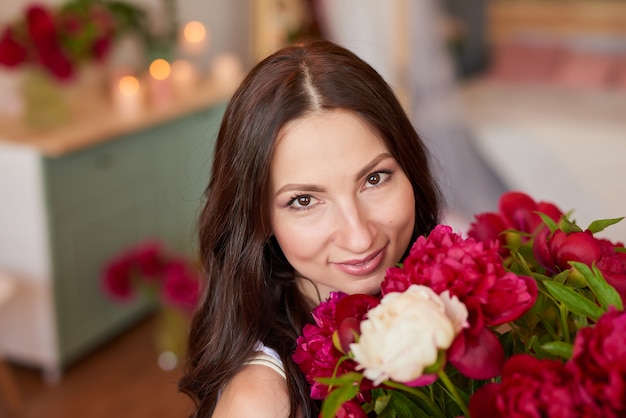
[
  {"x1": 384, "y1": 184, "x2": 415, "y2": 230},
  {"x1": 271, "y1": 216, "x2": 328, "y2": 265}
]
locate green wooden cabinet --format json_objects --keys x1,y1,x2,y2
[{"x1": 0, "y1": 103, "x2": 224, "y2": 380}]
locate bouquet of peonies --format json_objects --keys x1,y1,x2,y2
[
  {"x1": 101, "y1": 240, "x2": 201, "y2": 313},
  {"x1": 293, "y1": 191, "x2": 626, "y2": 417}
]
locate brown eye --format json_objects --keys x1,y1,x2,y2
[
  {"x1": 367, "y1": 173, "x2": 381, "y2": 185},
  {"x1": 297, "y1": 196, "x2": 311, "y2": 206}
]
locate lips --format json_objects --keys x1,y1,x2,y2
[{"x1": 332, "y1": 246, "x2": 386, "y2": 276}]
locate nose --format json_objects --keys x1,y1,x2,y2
[{"x1": 333, "y1": 200, "x2": 375, "y2": 254}]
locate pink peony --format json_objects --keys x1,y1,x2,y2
[
  {"x1": 469, "y1": 354, "x2": 592, "y2": 418},
  {"x1": 567, "y1": 308, "x2": 626, "y2": 416}
]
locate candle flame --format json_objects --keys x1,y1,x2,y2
[
  {"x1": 150, "y1": 59, "x2": 171, "y2": 80},
  {"x1": 119, "y1": 75, "x2": 140, "y2": 96},
  {"x1": 184, "y1": 21, "x2": 206, "y2": 44}
]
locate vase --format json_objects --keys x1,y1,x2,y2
[
  {"x1": 153, "y1": 306, "x2": 191, "y2": 371},
  {"x1": 20, "y1": 68, "x2": 70, "y2": 130}
]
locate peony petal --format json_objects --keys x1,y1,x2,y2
[
  {"x1": 469, "y1": 383, "x2": 501, "y2": 418},
  {"x1": 448, "y1": 327, "x2": 504, "y2": 379}
]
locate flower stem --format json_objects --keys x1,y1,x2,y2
[{"x1": 437, "y1": 369, "x2": 470, "y2": 418}]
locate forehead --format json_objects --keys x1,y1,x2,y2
[
  {"x1": 276, "y1": 109, "x2": 386, "y2": 157},
  {"x1": 270, "y1": 110, "x2": 390, "y2": 188}
]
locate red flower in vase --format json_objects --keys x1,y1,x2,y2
[
  {"x1": 102, "y1": 240, "x2": 201, "y2": 311},
  {"x1": 162, "y1": 259, "x2": 201, "y2": 312},
  {"x1": 0, "y1": 2, "x2": 119, "y2": 80},
  {"x1": 0, "y1": 28, "x2": 27, "y2": 67}
]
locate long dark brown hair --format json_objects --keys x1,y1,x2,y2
[{"x1": 179, "y1": 39, "x2": 442, "y2": 417}]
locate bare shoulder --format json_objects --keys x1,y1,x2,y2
[{"x1": 212, "y1": 363, "x2": 291, "y2": 418}]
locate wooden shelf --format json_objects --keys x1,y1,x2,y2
[{"x1": 0, "y1": 75, "x2": 234, "y2": 157}]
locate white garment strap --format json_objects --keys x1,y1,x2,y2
[{"x1": 246, "y1": 352, "x2": 286, "y2": 379}]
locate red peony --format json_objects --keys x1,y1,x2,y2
[
  {"x1": 499, "y1": 191, "x2": 563, "y2": 234},
  {"x1": 466, "y1": 213, "x2": 508, "y2": 257},
  {"x1": 469, "y1": 354, "x2": 592, "y2": 418},
  {"x1": 335, "y1": 400, "x2": 367, "y2": 418},
  {"x1": 334, "y1": 293, "x2": 380, "y2": 353},
  {"x1": 567, "y1": 308, "x2": 626, "y2": 416},
  {"x1": 533, "y1": 228, "x2": 626, "y2": 301},
  {"x1": 293, "y1": 292, "x2": 357, "y2": 399},
  {"x1": 468, "y1": 191, "x2": 563, "y2": 254},
  {"x1": 382, "y1": 225, "x2": 537, "y2": 379}
]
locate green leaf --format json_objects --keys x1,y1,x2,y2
[
  {"x1": 373, "y1": 393, "x2": 391, "y2": 415},
  {"x1": 553, "y1": 270, "x2": 569, "y2": 285},
  {"x1": 320, "y1": 381, "x2": 361, "y2": 418},
  {"x1": 570, "y1": 261, "x2": 623, "y2": 311},
  {"x1": 586, "y1": 217, "x2": 624, "y2": 234},
  {"x1": 536, "y1": 212, "x2": 559, "y2": 233},
  {"x1": 541, "y1": 341, "x2": 573, "y2": 359},
  {"x1": 511, "y1": 249, "x2": 534, "y2": 276},
  {"x1": 317, "y1": 371, "x2": 363, "y2": 387},
  {"x1": 385, "y1": 390, "x2": 432, "y2": 418},
  {"x1": 543, "y1": 281, "x2": 604, "y2": 321},
  {"x1": 559, "y1": 216, "x2": 583, "y2": 234}
]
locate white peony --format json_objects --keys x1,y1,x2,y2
[{"x1": 350, "y1": 285, "x2": 468, "y2": 386}]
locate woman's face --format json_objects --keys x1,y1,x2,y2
[{"x1": 270, "y1": 109, "x2": 415, "y2": 305}]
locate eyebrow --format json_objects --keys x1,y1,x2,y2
[
  {"x1": 274, "y1": 152, "x2": 394, "y2": 196},
  {"x1": 355, "y1": 153, "x2": 393, "y2": 181}
]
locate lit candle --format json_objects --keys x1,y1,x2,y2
[
  {"x1": 148, "y1": 58, "x2": 173, "y2": 107},
  {"x1": 179, "y1": 20, "x2": 209, "y2": 57},
  {"x1": 111, "y1": 74, "x2": 143, "y2": 117},
  {"x1": 171, "y1": 59, "x2": 199, "y2": 97}
]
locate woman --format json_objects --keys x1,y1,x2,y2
[{"x1": 179, "y1": 40, "x2": 442, "y2": 417}]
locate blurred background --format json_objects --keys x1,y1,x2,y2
[{"x1": 0, "y1": 0, "x2": 625, "y2": 416}]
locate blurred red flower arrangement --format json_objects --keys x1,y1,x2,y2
[
  {"x1": 101, "y1": 240, "x2": 201, "y2": 313},
  {"x1": 293, "y1": 191, "x2": 626, "y2": 417},
  {"x1": 0, "y1": 1, "x2": 116, "y2": 80}
]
